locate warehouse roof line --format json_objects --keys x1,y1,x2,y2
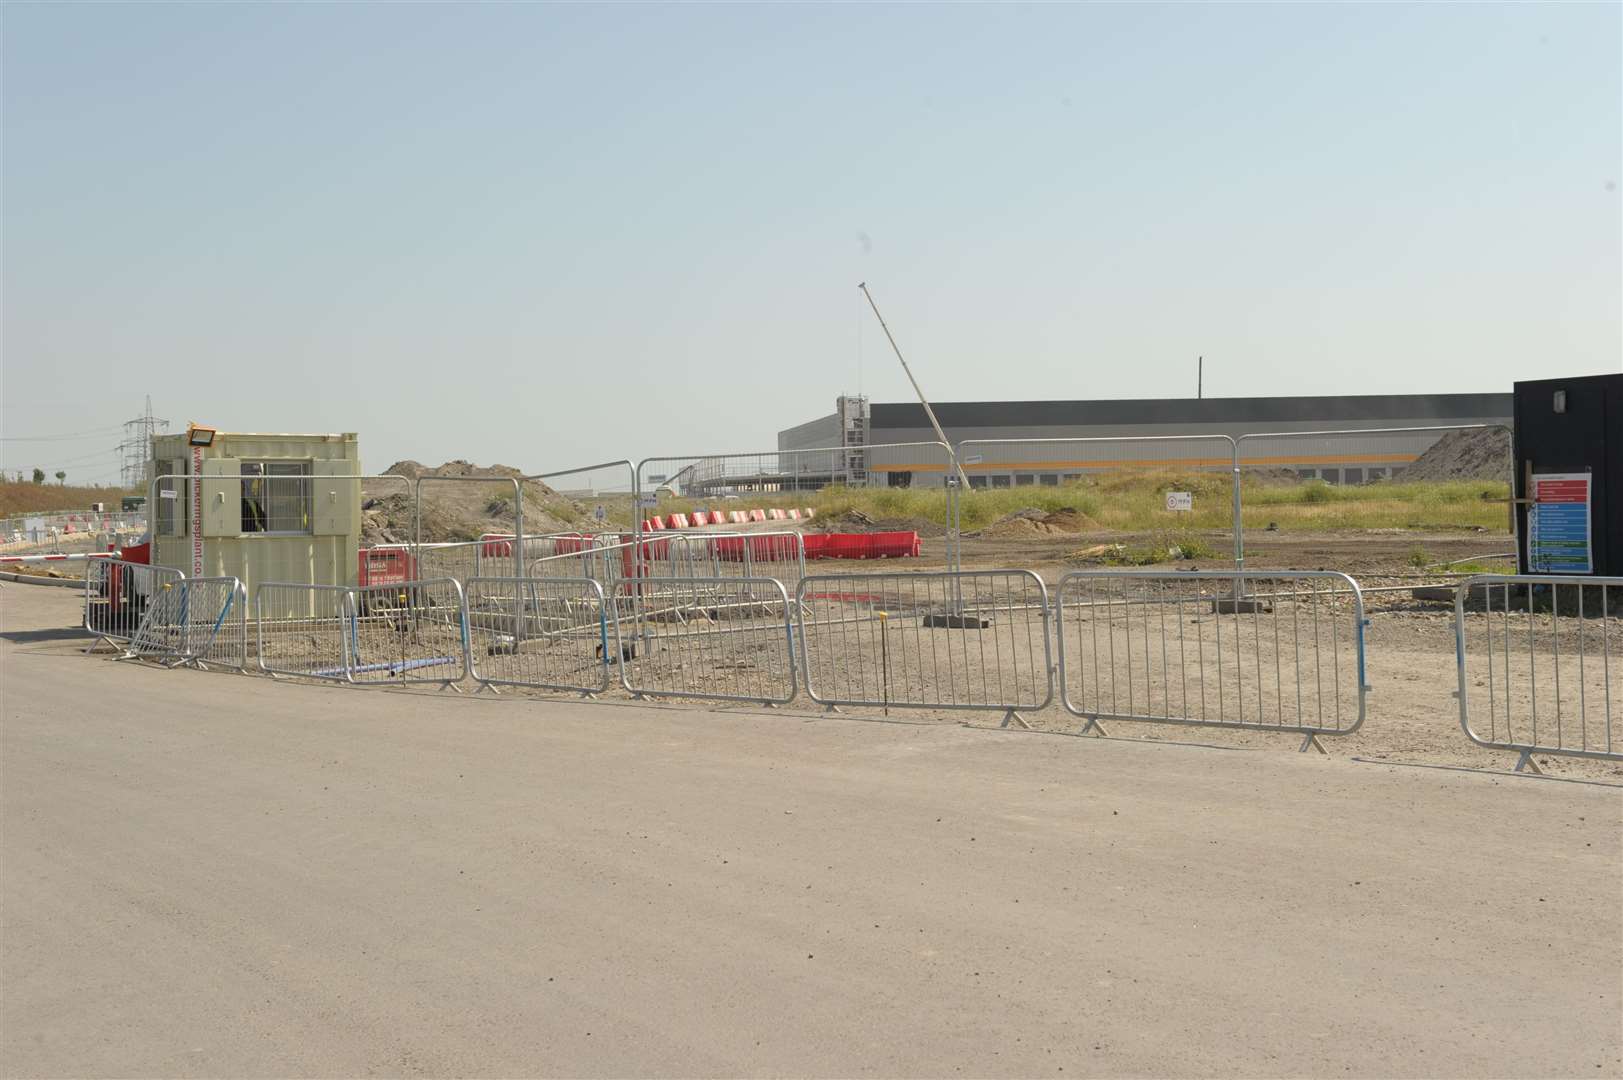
[{"x1": 869, "y1": 393, "x2": 1512, "y2": 429}]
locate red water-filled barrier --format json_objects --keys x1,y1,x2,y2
[
  {"x1": 481, "y1": 532, "x2": 597, "y2": 558},
  {"x1": 802, "y1": 531, "x2": 920, "y2": 560}
]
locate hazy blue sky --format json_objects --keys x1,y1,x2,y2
[{"x1": 4, "y1": 2, "x2": 1619, "y2": 483}]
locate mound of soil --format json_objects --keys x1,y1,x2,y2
[
  {"x1": 362, "y1": 461, "x2": 587, "y2": 543},
  {"x1": 1402, "y1": 427, "x2": 1512, "y2": 482},
  {"x1": 976, "y1": 507, "x2": 1100, "y2": 538},
  {"x1": 808, "y1": 509, "x2": 878, "y2": 532},
  {"x1": 805, "y1": 509, "x2": 945, "y2": 537}
]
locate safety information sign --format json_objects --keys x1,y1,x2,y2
[{"x1": 1528, "y1": 471, "x2": 1592, "y2": 574}]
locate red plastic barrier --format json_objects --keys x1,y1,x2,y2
[
  {"x1": 800, "y1": 531, "x2": 920, "y2": 560},
  {"x1": 703, "y1": 536, "x2": 748, "y2": 562},
  {"x1": 869, "y1": 531, "x2": 922, "y2": 558},
  {"x1": 691, "y1": 510, "x2": 711, "y2": 526},
  {"x1": 749, "y1": 509, "x2": 767, "y2": 523},
  {"x1": 668, "y1": 514, "x2": 690, "y2": 529}
]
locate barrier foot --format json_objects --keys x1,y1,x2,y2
[
  {"x1": 1000, "y1": 710, "x2": 1033, "y2": 730},
  {"x1": 1514, "y1": 750, "x2": 1544, "y2": 775},
  {"x1": 84, "y1": 636, "x2": 121, "y2": 656},
  {"x1": 1299, "y1": 733, "x2": 1328, "y2": 755},
  {"x1": 1078, "y1": 717, "x2": 1109, "y2": 738},
  {"x1": 439, "y1": 681, "x2": 464, "y2": 694},
  {"x1": 823, "y1": 704, "x2": 842, "y2": 715},
  {"x1": 474, "y1": 682, "x2": 501, "y2": 696}
]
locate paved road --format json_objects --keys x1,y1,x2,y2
[{"x1": 3, "y1": 583, "x2": 1620, "y2": 1078}]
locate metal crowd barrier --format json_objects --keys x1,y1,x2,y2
[
  {"x1": 466, "y1": 576, "x2": 612, "y2": 696},
  {"x1": 612, "y1": 577, "x2": 797, "y2": 705},
  {"x1": 681, "y1": 532, "x2": 807, "y2": 588},
  {"x1": 123, "y1": 577, "x2": 245, "y2": 669},
  {"x1": 167, "y1": 577, "x2": 249, "y2": 670},
  {"x1": 795, "y1": 570, "x2": 1054, "y2": 725},
  {"x1": 255, "y1": 583, "x2": 356, "y2": 682},
  {"x1": 528, "y1": 536, "x2": 645, "y2": 590},
  {"x1": 347, "y1": 578, "x2": 470, "y2": 687},
  {"x1": 1055, "y1": 570, "x2": 1368, "y2": 751},
  {"x1": 83, "y1": 558, "x2": 185, "y2": 650},
  {"x1": 1454, "y1": 575, "x2": 1620, "y2": 773}
]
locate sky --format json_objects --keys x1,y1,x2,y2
[{"x1": 3, "y1": 2, "x2": 1619, "y2": 484}]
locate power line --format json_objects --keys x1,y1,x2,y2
[
  {"x1": 0, "y1": 425, "x2": 125, "y2": 442},
  {"x1": 2, "y1": 448, "x2": 124, "y2": 468}
]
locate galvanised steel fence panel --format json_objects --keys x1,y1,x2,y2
[
  {"x1": 84, "y1": 558, "x2": 185, "y2": 648},
  {"x1": 523, "y1": 459, "x2": 637, "y2": 526},
  {"x1": 634, "y1": 440, "x2": 957, "y2": 560},
  {"x1": 1454, "y1": 575, "x2": 1621, "y2": 773},
  {"x1": 415, "y1": 541, "x2": 490, "y2": 586},
  {"x1": 466, "y1": 576, "x2": 612, "y2": 696},
  {"x1": 413, "y1": 474, "x2": 524, "y2": 583},
  {"x1": 611, "y1": 577, "x2": 797, "y2": 705},
  {"x1": 1056, "y1": 570, "x2": 1368, "y2": 749},
  {"x1": 255, "y1": 582, "x2": 354, "y2": 682},
  {"x1": 796, "y1": 570, "x2": 1054, "y2": 723},
  {"x1": 346, "y1": 578, "x2": 470, "y2": 686},
  {"x1": 1232, "y1": 425, "x2": 1504, "y2": 573},
  {"x1": 957, "y1": 433, "x2": 1240, "y2": 570}
]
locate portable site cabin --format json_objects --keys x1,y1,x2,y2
[{"x1": 148, "y1": 429, "x2": 362, "y2": 599}]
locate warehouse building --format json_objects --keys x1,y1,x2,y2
[{"x1": 777, "y1": 393, "x2": 1513, "y2": 488}]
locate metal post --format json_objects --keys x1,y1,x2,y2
[
  {"x1": 858, "y1": 283, "x2": 970, "y2": 487},
  {"x1": 1232, "y1": 440, "x2": 1244, "y2": 575},
  {"x1": 879, "y1": 610, "x2": 890, "y2": 716},
  {"x1": 511, "y1": 477, "x2": 524, "y2": 639}
]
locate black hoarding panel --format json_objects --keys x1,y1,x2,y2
[{"x1": 1512, "y1": 374, "x2": 1619, "y2": 576}]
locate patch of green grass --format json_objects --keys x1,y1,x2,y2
[
  {"x1": 1102, "y1": 531, "x2": 1216, "y2": 566},
  {"x1": 1446, "y1": 559, "x2": 1517, "y2": 575},
  {"x1": 1408, "y1": 545, "x2": 1431, "y2": 568},
  {"x1": 641, "y1": 472, "x2": 1512, "y2": 536}
]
